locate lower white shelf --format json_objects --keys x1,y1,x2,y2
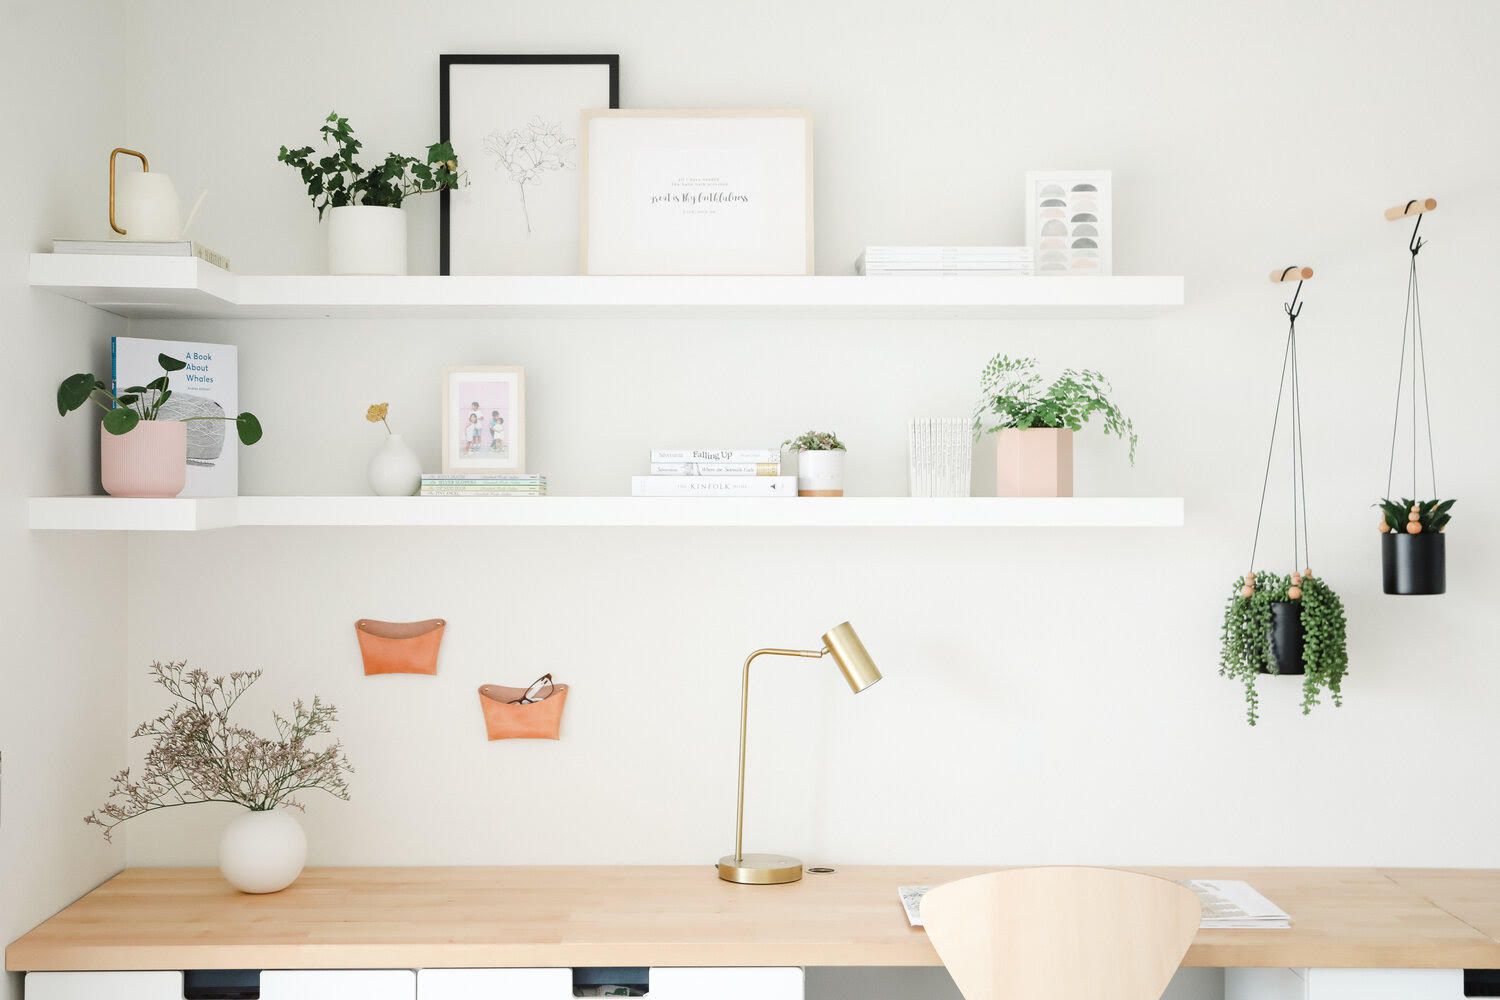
[{"x1": 28, "y1": 495, "x2": 1184, "y2": 531}]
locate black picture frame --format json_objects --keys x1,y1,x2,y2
[{"x1": 439, "y1": 54, "x2": 620, "y2": 276}]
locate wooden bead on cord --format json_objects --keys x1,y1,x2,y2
[
  {"x1": 1406, "y1": 521, "x2": 1423, "y2": 534},
  {"x1": 1287, "y1": 586, "x2": 1303, "y2": 600},
  {"x1": 1384, "y1": 198, "x2": 1437, "y2": 221}
]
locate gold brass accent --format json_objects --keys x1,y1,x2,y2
[
  {"x1": 109, "y1": 147, "x2": 149, "y2": 235},
  {"x1": 719, "y1": 622, "x2": 883, "y2": 885}
]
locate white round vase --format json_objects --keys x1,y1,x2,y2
[
  {"x1": 368, "y1": 433, "x2": 422, "y2": 496},
  {"x1": 327, "y1": 205, "x2": 407, "y2": 275},
  {"x1": 796, "y1": 449, "x2": 846, "y2": 497},
  {"x1": 218, "y1": 809, "x2": 307, "y2": 894}
]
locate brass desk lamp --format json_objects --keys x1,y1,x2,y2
[{"x1": 717, "y1": 621, "x2": 883, "y2": 885}]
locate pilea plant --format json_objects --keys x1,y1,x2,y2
[
  {"x1": 1377, "y1": 497, "x2": 1454, "y2": 534},
  {"x1": 1219, "y1": 570, "x2": 1348, "y2": 725},
  {"x1": 783, "y1": 430, "x2": 845, "y2": 452},
  {"x1": 971, "y1": 354, "x2": 1137, "y2": 462},
  {"x1": 57, "y1": 353, "x2": 263, "y2": 444},
  {"x1": 278, "y1": 112, "x2": 464, "y2": 219}
]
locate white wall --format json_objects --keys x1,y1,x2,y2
[
  {"x1": 103, "y1": 0, "x2": 1500, "y2": 875},
  {"x1": 0, "y1": 4, "x2": 129, "y2": 1000}
]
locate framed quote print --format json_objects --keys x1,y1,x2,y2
[
  {"x1": 1024, "y1": 169, "x2": 1112, "y2": 276},
  {"x1": 440, "y1": 55, "x2": 619, "y2": 275},
  {"x1": 441, "y1": 366, "x2": 526, "y2": 474},
  {"x1": 581, "y1": 110, "x2": 813, "y2": 275}
]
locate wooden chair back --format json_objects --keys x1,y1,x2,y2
[{"x1": 921, "y1": 867, "x2": 1200, "y2": 1000}]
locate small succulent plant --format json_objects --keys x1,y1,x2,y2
[
  {"x1": 783, "y1": 431, "x2": 845, "y2": 452},
  {"x1": 1376, "y1": 498, "x2": 1454, "y2": 534}
]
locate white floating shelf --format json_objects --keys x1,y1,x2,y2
[
  {"x1": 29, "y1": 496, "x2": 1185, "y2": 531},
  {"x1": 29, "y1": 255, "x2": 1184, "y2": 319}
]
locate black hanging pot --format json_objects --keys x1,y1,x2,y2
[
  {"x1": 1383, "y1": 531, "x2": 1446, "y2": 595},
  {"x1": 1262, "y1": 601, "x2": 1305, "y2": 676}
]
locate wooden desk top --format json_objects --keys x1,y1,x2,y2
[{"x1": 8, "y1": 866, "x2": 1500, "y2": 972}]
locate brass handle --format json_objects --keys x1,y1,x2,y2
[{"x1": 109, "y1": 147, "x2": 149, "y2": 235}]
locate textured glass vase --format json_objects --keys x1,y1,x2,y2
[{"x1": 907, "y1": 418, "x2": 972, "y2": 497}]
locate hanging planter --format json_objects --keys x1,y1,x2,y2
[
  {"x1": 1375, "y1": 199, "x2": 1455, "y2": 596},
  {"x1": 1218, "y1": 267, "x2": 1349, "y2": 725}
]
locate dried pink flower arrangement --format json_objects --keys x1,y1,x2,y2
[{"x1": 85, "y1": 661, "x2": 352, "y2": 841}]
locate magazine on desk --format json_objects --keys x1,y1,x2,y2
[{"x1": 897, "y1": 879, "x2": 1290, "y2": 929}]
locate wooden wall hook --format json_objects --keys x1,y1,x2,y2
[
  {"x1": 1269, "y1": 266, "x2": 1314, "y2": 283},
  {"x1": 1385, "y1": 198, "x2": 1437, "y2": 221}
]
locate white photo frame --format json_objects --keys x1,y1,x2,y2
[
  {"x1": 441, "y1": 366, "x2": 526, "y2": 474},
  {"x1": 1025, "y1": 170, "x2": 1112, "y2": 276},
  {"x1": 581, "y1": 109, "x2": 814, "y2": 275}
]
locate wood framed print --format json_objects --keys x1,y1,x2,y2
[
  {"x1": 1025, "y1": 170, "x2": 1112, "y2": 276},
  {"x1": 441, "y1": 366, "x2": 525, "y2": 474},
  {"x1": 581, "y1": 110, "x2": 813, "y2": 275},
  {"x1": 440, "y1": 55, "x2": 619, "y2": 276}
]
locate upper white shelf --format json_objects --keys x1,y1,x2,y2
[
  {"x1": 28, "y1": 255, "x2": 1185, "y2": 320},
  {"x1": 28, "y1": 495, "x2": 1185, "y2": 531}
]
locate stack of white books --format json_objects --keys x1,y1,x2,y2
[
  {"x1": 632, "y1": 449, "x2": 794, "y2": 497},
  {"x1": 856, "y1": 246, "x2": 1033, "y2": 277},
  {"x1": 53, "y1": 239, "x2": 230, "y2": 270}
]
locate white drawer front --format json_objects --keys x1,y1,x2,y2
[
  {"x1": 650, "y1": 968, "x2": 803, "y2": 1000},
  {"x1": 261, "y1": 970, "x2": 416, "y2": 1000},
  {"x1": 25, "y1": 972, "x2": 184, "y2": 1000},
  {"x1": 419, "y1": 969, "x2": 573, "y2": 1000}
]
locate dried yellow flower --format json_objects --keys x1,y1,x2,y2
[{"x1": 366, "y1": 402, "x2": 389, "y2": 423}]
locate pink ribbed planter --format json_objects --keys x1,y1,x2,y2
[
  {"x1": 995, "y1": 427, "x2": 1073, "y2": 497},
  {"x1": 100, "y1": 421, "x2": 187, "y2": 498}
]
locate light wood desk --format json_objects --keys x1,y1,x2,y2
[{"x1": 8, "y1": 866, "x2": 1500, "y2": 973}]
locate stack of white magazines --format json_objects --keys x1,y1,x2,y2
[
  {"x1": 897, "y1": 879, "x2": 1290, "y2": 929},
  {"x1": 632, "y1": 449, "x2": 795, "y2": 497},
  {"x1": 856, "y1": 246, "x2": 1033, "y2": 277}
]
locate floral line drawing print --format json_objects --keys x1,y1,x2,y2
[{"x1": 484, "y1": 117, "x2": 577, "y2": 234}]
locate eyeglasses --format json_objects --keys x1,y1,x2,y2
[{"x1": 508, "y1": 673, "x2": 555, "y2": 704}]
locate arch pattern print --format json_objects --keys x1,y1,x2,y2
[{"x1": 1025, "y1": 170, "x2": 1112, "y2": 275}]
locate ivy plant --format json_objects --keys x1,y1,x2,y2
[
  {"x1": 783, "y1": 430, "x2": 846, "y2": 452},
  {"x1": 278, "y1": 112, "x2": 465, "y2": 219},
  {"x1": 971, "y1": 354, "x2": 1137, "y2": 462},
  {"x1": 1376, "y1": 497, "x2": 1454, "y2": 534},
  {"x1": 57, "y1": 353, "x2": 263, "y2": 444},
  {"x1": 1219, "y1": 571, "x2": 1348, "y2": 725}
]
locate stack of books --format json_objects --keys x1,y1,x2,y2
[
  {"x1": 53, "y1": 239, "x2": 230, "y2": 270},
  {"x1": 632, "y1": 449, "x2": 795, "y2": 497},
  {"x1": 856, "y1": 246, "x2": 1033, "y2": 277},
  {"x1": 419, "y1": 474, "x2": 547, "y2": 497}
]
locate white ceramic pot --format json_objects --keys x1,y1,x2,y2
[
  {"x1": 327, "y1": 205, "x2": 407, "y2": 275},
  {"x1": 368, "y1": 433, "x2": 422, "y2": 496},
  {"x1": 100, "y1": 421, "x2": 186, "y2": 498},
  {"x1": 218, "y1": 809, "x2": 307, "y2": 894},
  {"x1": 796, "y1": 449, "x2": 845, "y2": 497}
]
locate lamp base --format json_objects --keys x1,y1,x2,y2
[{"x1": 717, "y1": 853, "x2": 803, "y2": 885}]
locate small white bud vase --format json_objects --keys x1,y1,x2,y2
[
  {"x1": 368, "y1": 433, "x2": 422, "y2": 496},
  {"x1": 327, "y1": 205, "x2": 407, "y2": 275},
  {"x1": 218, "y1": 808, "x2": 307, "y2": 894},
  {"x1": 796, "y1": 449, "x2": 845, "y2": 497}
]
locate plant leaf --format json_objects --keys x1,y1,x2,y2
[
  {"x1": 236, "y1": 412, "x2": 263, "y2": 445},
  {"x1": 102, "y1": 406, "x2": 140, "y2": 435},
  {"x1": 57, "y1": 373, "x2": 96, "y2": 414},
  {"x1": 158, "y1": 354, "x2": 187, "y2": 372}
]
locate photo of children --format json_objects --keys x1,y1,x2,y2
[{"x1": 443, "y1": 367, "x2": 525, "y2": 473}]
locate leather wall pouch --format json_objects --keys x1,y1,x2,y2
[
  {"x1": 355, "y1": 618, "x2": 445, "y2": 676},
  {"x1": 478, "y1": 682, "x2": 569, "y2": 740}
]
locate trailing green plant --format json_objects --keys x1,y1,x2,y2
[
  {"x1": 971, "y1": 354, "x2": 1137, "y2": 462},
  {"x1": 783, "y1": 430, "x2": 845, "y2": 452},
  {"x1": 1219, "y1": 571, "x2": 1348, "y2": 725},
  {"x1": 57, "y1": 353, "x2": 263, "y2": 444},
  {"x1": 1376, "y1": 497, "x2": 1454, "y2": 534},
  {"x1": 278, "y1": 112, "x2": 465, "y2": 219}
]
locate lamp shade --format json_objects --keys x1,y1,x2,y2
[{"x1": 822, "y1": 622, "x2": 882, "y2": 693}]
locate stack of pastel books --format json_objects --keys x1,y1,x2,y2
[
  {"x1": 419, "y1": 474, "x2": 547, "y2": 497},
  {"x1": 856, "y1": 246, "x2": 1034, "y2": 277},
  {"x1": 631, "y1": 449, "x2": 795, "y2": 497}
]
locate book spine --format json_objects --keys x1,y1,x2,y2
[
  {"x1": 631, "y1": 476, "x2": 796, "y2": 497},
  {"x1": 194, "y1": 245, "x2": 231, "y2": 270},
  {"x1": 649, "y1": 462, "x2": 780, "y2": 476},
  {"x1": 650, "y1": 449, "x2": 780, "y2": 463},
  {"x1": 419, "y1": 489, "x2": 547, "y2": 496}
]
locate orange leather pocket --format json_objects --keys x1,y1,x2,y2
[
  {"x1": 355, "y1": 619, "x2": 445, "y2": 676},
  {"x1": 478, "y1": 683, "x2": 569, "y2": 740}
]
